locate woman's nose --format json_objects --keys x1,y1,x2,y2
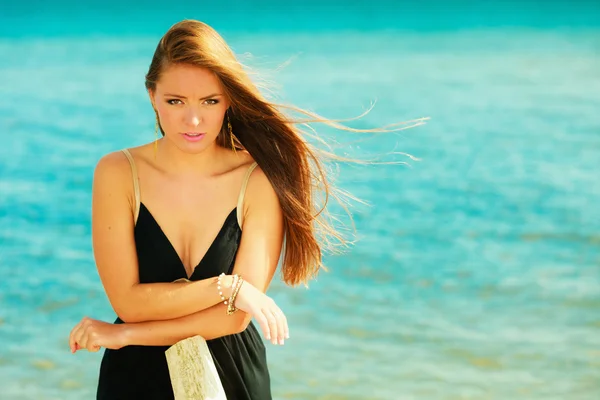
[{"x1": 184, "y1": 108, "x2": 202, "y2": 127}]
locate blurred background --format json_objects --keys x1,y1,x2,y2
[{"x1": 1, "y1": 1, "x2": 599, "y2": 399}]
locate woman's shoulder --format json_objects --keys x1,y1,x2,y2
[
  {"x1": 95, "y1": 143, "x2": 153, "y2": 170},
  {"x1": 220, "y1": 149, "x2": 256, "y2": 175},
  {"x1": 93, "y1": 144, "x2": 153, "y2": 190},
  {"x1": 227, "y1": 153, "x2": 275, "y2": 202},
  {"x1": 220, "y1": 149, "x2": 272, "y2": 194},
  {"x1": 94, "y1": 149, "x2": 128, "y2": 177}
]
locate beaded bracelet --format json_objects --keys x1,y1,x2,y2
[
  {"x1": 227, "y1": 276, "x2": 244, "y2": 315},
  {"x1": 217, "y1": 273, "x2": 237, "y2": 306}
]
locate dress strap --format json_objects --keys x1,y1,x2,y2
[
  {"x1": 121, "y1": 149, "x2": 141, "y2": 222},
  {"x1": 236, "y1": 162, "x2": 259, "y2": 228}
]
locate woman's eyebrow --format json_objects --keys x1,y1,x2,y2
[{"x1": 163, "y1": 93, "x2": 222, "y2": 100}]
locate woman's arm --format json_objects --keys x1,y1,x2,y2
[
  {"x1": 123, "y1": 303, "x2": 256, "y2": 346},
  {"x1": 71, "y1": 164, "x2": 288, "y2": 352},
  {"x1": 70, "y1": 304, "x2": 251, "y2": 353},
  {"x1": 91, "y1": 152, "x2": 235, "y2": 323},
  {"x1": 123, "y1": 167, "x2": 287, "y2": 345}
]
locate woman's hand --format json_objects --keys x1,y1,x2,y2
[
  {"x1": 233, "y1": 281, "x2": 289, "y2": 345},
  {"x1": 69, "y1": 317, "x2": 128, "y2": 353}
]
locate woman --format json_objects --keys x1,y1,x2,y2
[
  {"x1": 68, "y1": 19, "x2": 416, "y2": 399},
  {"x1": 66, "y1": 19, "x2": 324, "y2": 400}
]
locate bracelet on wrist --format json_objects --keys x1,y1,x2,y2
[
  {"x1": 227, "y1": 276, "x2": 244, "y2": 315},
  {"x1": 216, "y1": 273, "x2": 231, "y2": 306}
]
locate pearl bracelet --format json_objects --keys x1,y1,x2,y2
[{"x1": 217, "y1": 273, "x2": 233, "y2": 306}]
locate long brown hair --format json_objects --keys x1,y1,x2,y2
[{"x1": 145, "y1": 20, "x2": 425, "y2": 286}]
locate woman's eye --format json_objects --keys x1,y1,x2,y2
[{"x1": 166, "y1": 99, "x2": 218, "y2": 105}]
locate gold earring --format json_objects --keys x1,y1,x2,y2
[{"x1": 227, "y1": 114, "x2": 236, "y2": 154}]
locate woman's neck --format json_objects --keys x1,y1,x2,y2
[{"x1": 154, "y1": 137, "x2": 225, "y2": 178}]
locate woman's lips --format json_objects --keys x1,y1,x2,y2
[{"x1": 182, "y1": 132, "x2": 206, "y2": 142}]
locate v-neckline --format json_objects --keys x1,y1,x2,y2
[{"x1": 138, "y1": 202, "x2": 239, "y2": 280}]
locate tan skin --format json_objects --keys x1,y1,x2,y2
[{"x1": 69, "y1": 64, "x2": 289, "y2": 353}]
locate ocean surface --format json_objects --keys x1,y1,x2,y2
[{"x1": 1, "y1": 1, "x2": 599, "y2": 399}]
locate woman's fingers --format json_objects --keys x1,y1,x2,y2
[
  {"x1": 68, "y1": 323, "x2": 78, "y2": 352},
  {"x1": 86, "y1": 332, "x2": 101, "y2": 352},
  {"x1": 83, "y1": 327, "x2": 97, "y2": 352},
  {"x1": 281, "y1": 308, "x2": 289, "y2": 339},
  {"x1": 255, "y1": 310, "x2": 272, "y2": 341},
  {"x1": 252, "y1": 297, "x2": 289, "y2": 345},
  {"x1": 272, "y1": 310, "x2": 283, "y2": 344},
  {"x1": 274, "y1": 307, "x2": 287, "y2": 344},
  {"x1": 70, "y1": 317, "x2": 100, "y2": 353},
  {"x1": 69, "y1": 320, "x2": 84, "y2": 353},
  {"x1": 264, "y1": 308, "x2": 279, "y2": 345},
  {"x1": 235, "y1": 282, "x2": 290, "y2": 345},
  {"x1": 77, "y1": 324, "x2": 89, "y2": 351}
]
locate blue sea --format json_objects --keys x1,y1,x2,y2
[{"x1": 1, "y1": 1, "x2": 599, "y2": 399}]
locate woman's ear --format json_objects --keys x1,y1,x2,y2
[{"x1": 147, "y1": 89, "x2": 157, "y2": 110}]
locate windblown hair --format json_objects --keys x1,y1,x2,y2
[{"x1": 145, "y1": 20, "x2": 423, "y2": 286}]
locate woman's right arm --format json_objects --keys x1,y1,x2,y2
[{"x1": 91, "y1": 152, "x2": 233, "y2": 323}]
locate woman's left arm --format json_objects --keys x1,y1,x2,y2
[
  {"x1": 70, "y1": 166, "x2": 288, "y2": 352},
  {"x1": 73, "y1": 300, "x2": 269, "y2": 353}
]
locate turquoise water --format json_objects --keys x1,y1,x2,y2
[{"x1": 1, "y1": 2, "x2": 599, "y2": 399}]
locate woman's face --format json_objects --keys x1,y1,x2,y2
[{"x1": 149, "y1": 64, "x2": 230, "y2": 153}]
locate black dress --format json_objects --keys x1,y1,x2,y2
[{"x1": 96, "y1": 150, "x2": 271, "y2": 399}]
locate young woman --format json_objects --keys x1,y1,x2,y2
[{"x1": 68, "y1": 19, "x2": 416, "y2": 399}]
